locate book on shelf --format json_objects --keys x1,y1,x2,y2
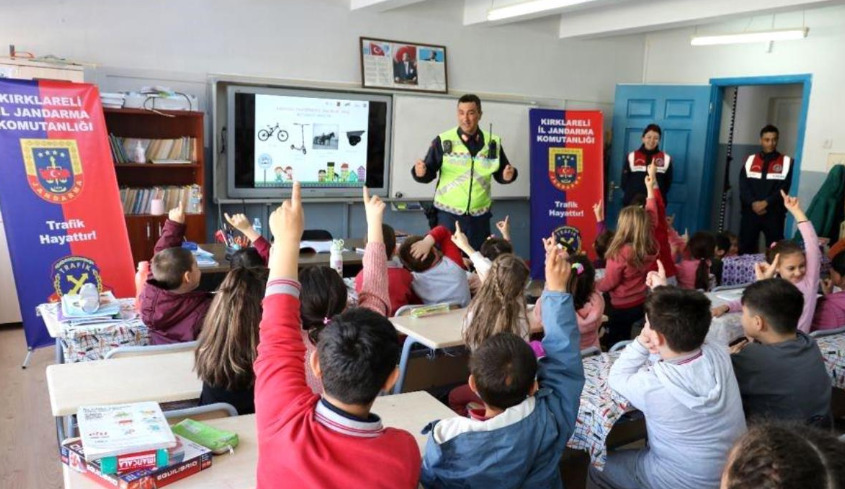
[
  {"x1": 119, "y1": 185, "x2": 203, "y2": 215},
  {"x1": 77, "y1": 402, "x2": 176, "y2": 461},
  {"x1": 61, "y1": 434, "x2": 212, "y2": 489},
  {"x1": 108, "y1": 135, "x2": 197, "y2": 164}
]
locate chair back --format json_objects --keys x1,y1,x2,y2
[{"x1": 302, "y1": 229, "x2": 333, "y2": 241}]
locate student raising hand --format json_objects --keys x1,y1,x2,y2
[
  {"x1": 362, "y1": 186, "x2": 385, "y2": 244},
  {"x1": 168, "y1": 200, "x2": 186, "y2": 224},
  {"x1": 268, "y1": 182, "x2": 303, "y2": 280},
  {"x1": 781, "y1": 190, "x2": 809, "y2": 221},
  {"x1": 545, "y1": 245, "x2": 571, "y2": 293},
  {"x1": 646, "y1": 260, "x2": 668, "y2": 290},
  {"x1": 224, "y1": 212, "x2": 261, "y2": 242},
  {"x1": 495, "y1": 215, "x2": 511, "y2": 241},
  {"x1": 592, "y1": 201, "x2": 604, "y2": 222},
  {"x1": 451, "y1": 222, "x2": 474, "y2": 255},
  {"x1": 755, "y1": 253, "x2": 780, "y2": 280}
]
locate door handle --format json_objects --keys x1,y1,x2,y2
[
  {"x1": 607, "y1": 181, "x2": 619, "y2": 203},
  {"x1": 146, "y1": 223, "x2": 151, "y2": 240}
]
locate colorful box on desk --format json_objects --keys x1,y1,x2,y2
[{"x1": 61, "y1": 435, "x2": 212, "y2": 489}]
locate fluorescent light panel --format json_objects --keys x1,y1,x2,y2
[
  {"x1": 487, "y1": 0, "x2": 597, "y2": 21},
  {"x1": 691, "y1": 28, "x2": 808, "y2": 46}
]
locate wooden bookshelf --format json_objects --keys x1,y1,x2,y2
[{"x1": 104, "y1": 108, "x2": 206, "y2": 264}]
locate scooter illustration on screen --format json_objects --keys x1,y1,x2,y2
[
  {"x1": 257, "y1": 123, "x2": 289, "y2": 142},
  {"x1": 291, "y1": 123, "x2": 309, "y2": 155}
]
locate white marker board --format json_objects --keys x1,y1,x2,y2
[{"x1": 390, "y1": 95, "x2": 533, "y2": 200}]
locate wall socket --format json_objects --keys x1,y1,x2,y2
[{"x1": 827, "y1": 153, "x2": 845, "y2": 169}]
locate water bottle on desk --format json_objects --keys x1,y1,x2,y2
[
  {"x1": 253, "y1": 217, "x2": 262, "y2": 238},
  {"x1": 330, "y1": 239, "x2": 345, "y2": 276},
  {"x1": 79, "y1": 283, "x2": 100, "y2": 314}
]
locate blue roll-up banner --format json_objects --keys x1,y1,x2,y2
[
  {"x1": 0, "y1": 79, "x2": 134, "y2": 351},
  {"x1": 530, "y1": 109, "x2": 604, "y2": 278}
]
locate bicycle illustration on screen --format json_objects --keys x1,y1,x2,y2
[{"x1": 257, "y1": 123, "x2": 289, "y2": 142}]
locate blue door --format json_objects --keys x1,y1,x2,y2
[{"x1": 609, "y1": 85, "x2": 716, "y2": 234}]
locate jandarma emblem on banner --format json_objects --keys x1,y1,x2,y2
[
  {"x1": 21, "y1": 139, "x2": 84, "y2": 203},
  {"x1": 548, "y1": 147, "x2": 583, "y2": 191},
  {"x1": 553, "y1": 225, "x2": 582, "y2": 254},
  {"x1": 50, "y1": 256, "x2": 103, "y2": 300}
]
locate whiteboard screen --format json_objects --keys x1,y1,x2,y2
[{"x1": 390, "y1": 95, "x2": 532, "y2": 200}]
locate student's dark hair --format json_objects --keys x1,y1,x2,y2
[
  {"x1": 687, "y1": 231, "x2": 717, "y2": 291},
  {"x1": 382, "y1": 224, "x2": 397, "y2": 260},
  {"x1": 151, "y1": 247, "x2": 196, "y2": 290},
  {"x1": 479, "y1": 238, "x2": 513, "y2": 261},
  {"x1": 642, "y1": 123, "x2": 662, "y2": 137},
  {"x1": 317, "y1": 307, "x2": 400, "y2": 405},
  {"x1": 644, "y1": 286, "x2": 711, "y2": 352},
  {"x1": 760, "y1": 124, "x2": 780, "y2": 137},
  {"x1": 766, "y1": 239, "x2": 804, "y2": 264},
  {"x1": 715, "y1": 232, "x2": 732, "y2": 256},
  {"x1": 723, "y1": 422, "x2": 845, "y2": 489},
  {"x1": 229, "y1": 247, "x2": 265, "y2": 270},
  {"x1": 300, "y1": 266, "x2": 347, "y2": 344},
  {"x1": 831, "y1": 250, "x2": 845, "y2": 276},
  {"x1": 195, "y1": 267, "x2": 268, "y2": 390},
  {"x1": 398, "y1": 235, "x2": 437, "y2": 272},
  {"x1": 567, "y1": 254, "x2": 596, "y2": 310},
  {"x1": 594, "y1": 230, "x2": 614, "y2": 261},
  {"x1": 469, "y1": 332, "x2": 537, "y2": 410},
  {"x1": 457, "y1": 94, "x2": 482, "y2": 112},
  {"x1": 629, "y1": 193, "x2": 647, "y2": 207},
  {"x1": 741, "y1": 279, "x2": 803, "y2": 335}
]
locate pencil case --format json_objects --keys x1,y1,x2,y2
[
  {"x1": 171, "y1": 418, "x2": 239, "y2": 455},
  {"x1": 410, "y1": 303, "x2": 451, "y2": 318}
]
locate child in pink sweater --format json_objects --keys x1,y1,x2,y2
[
  {"x1": 533, "y1": 254, "x2": 604, "y2": 350},
  {"x1": 713, "y1": 191, "x2": 820, "y2": 333},
  {"x1": 676, "y1": 232, "x2": 717, "y2": 291}
]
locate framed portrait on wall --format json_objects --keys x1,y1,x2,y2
[{"x1": 360, "y1": 37, "x2": 448, "y2": 93}]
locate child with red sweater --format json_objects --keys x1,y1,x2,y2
[
  {"x1": 254, "y1": 184, "x2": 420, "y2": 489},
  {"x1": 596, "y1": 170, "x2": 659, "y2": 348}
]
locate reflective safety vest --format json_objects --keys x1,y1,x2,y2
[{"x1": 434, "y1": 127, "x2": 501, "y2": 216}]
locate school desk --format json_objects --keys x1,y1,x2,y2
[
  {"x1": 201, "y1": 238, "x2": 367, "y2": 273},
  {"x1": 46, "y1": 349, "x2": 200, "y2": 442},
  {"x1": 38, "y1": 298, "x2": 149, "y2": 364},
  {"x1": 61, "y1": 391, "x2": 458, "y2": 489},
  {"x1": 704, "y1": 290, "x2": 746, "y2": 346},
  {"x1": 815, "y1": 332, "x2": 845, "y2": 389}
]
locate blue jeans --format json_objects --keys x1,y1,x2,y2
[{"x1": 436, "y1": 210, "x2": 492, "y2": 252}]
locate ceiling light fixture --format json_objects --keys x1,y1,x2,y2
[
  {"x1": 690, "y1": 27, "x2": 809, "y2": 46},
  {"x1": 487, "y1": 0, "x2": 596, "y2": 22}
]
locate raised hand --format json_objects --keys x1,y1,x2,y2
[
  {"x1": 414, "y1": 159, "x2": 427, "y2": 178},
  {"x1": 754, "y1": 253, "x2": 780, "y2": 280},
  {"x1": 645, "y1": 259, "x2": 668, "y2": 290},
  {"x1": 168, "y1": 200, "x2": 186, "y2": 224},
  {"x1": 545, "y1": 244, "x2": 571, "y2": 293},
  {"x1": 451, "y1": 222, "x2": 474, "y2": 254},
  {"x1": 502, "y1": 164, "x2": 516, "y2": 182},
  {"x1": 270, "y1": 182, "x2": 304, "y2": 244},
  {"x1": 224, "y1": 213, "x2": 252, "y2": 233},
  {"x1": 542, "y1": 235, "x2": 557, "y2": 255},
  {"x1": 410, "y1": 235, "x2": 435, "y2": 260},
  {"x1": 363, "y1": 186, "x2": 385, "y2": 244},
  {"x1": 495, "y1": 215, "x2": 511, "y2": 241},
  {"x1": 780, "y1": 190, "x2": 808, "y2": 221},
  {"x1": 592, "y1": 201, "x2": 604, "y2": 222}
]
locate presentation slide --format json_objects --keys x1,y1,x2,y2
[{"x1": 253, "y1": 94, "x2": 370, "y2": 188}]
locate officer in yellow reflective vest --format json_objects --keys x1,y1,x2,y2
[{"x1": 412, "y1": 94, "x2": 517, "y2": 250}]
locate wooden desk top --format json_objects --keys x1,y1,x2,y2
[
  {"x1": 63, "y1": 391, "x2": 456, "y2": 489},
  {"x1": 391, "y1": 307, "x2": 544, "y2": 350},
  {"x1": 200, "y1": 239, "x2": 366, "y2": 274},
  {"x1": 46, "y1": 350, "x2": 202, "y2": 417}
]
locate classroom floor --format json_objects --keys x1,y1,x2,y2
[{"x1": 0, "y1": 324, "x2": 63, "y2": 489}]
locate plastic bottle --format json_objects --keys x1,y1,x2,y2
[
  {"x1": 79, "y1": 283, "x2": 100, "y2": 313},
  {"x1": 135, "y1": 261, "x2": 150, "y2": 312},
  {"x1": 132, "y1": 140, "x2": 146, "y2": 163},
  {"x1": 252, "y1": 218, "x2": 263, "y2": 238},
  {"x1": 330, "y1": 239, "x2": 344, "y2": 276}
]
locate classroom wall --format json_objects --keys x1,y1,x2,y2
[
  {"x1": 2, "y1": 0, "x2": 645, "y2": 257},
  {"x1": 642, "y1": 5, "x2": 845, "y2": 212}
]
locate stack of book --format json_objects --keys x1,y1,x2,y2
[
  {"x1": 119, "y1": 185, "x2": 203, "y2": 215},
  {"x1": 59, "y1": 291, "x2": 122, "y2": 326},
  {"x1": 100, "y1": 93, "x2": 126, "y2": 109},
  {"x1": 61, "y1": 402, "x2": 212, "y2": 489},
  {"x1": 108, "y1": 135, "x2": 198, "y2": 164}
]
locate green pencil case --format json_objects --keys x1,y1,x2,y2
[{"x1": 171, "y1": 418, "x2": 239, "y2": 455}]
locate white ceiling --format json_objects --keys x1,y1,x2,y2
[{"x1": 350, "y1": 0, "x2": 845, "y2": 39}]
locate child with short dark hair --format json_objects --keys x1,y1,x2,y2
[
  {"x1": 354, "y1": 223, "x2": 419, "y2": 316},
  {"x1": 398, "y1": 225, "x2": 470, "y2": 307},
  {"x1": 421, "y1": 245, "x2": 585, "y2": 488},
  {"x1": 254, "y1": 184, "x2": 420, "y2": 489},
  {"x1": 139, "y1": 201, "x2": 212, "y2": 344},
  {"x1": 731, "y1": 279, "x2": 831, "y2": 425},
  {"x1": 589, "y1": 270, "x2": 746, "y2": 489},
  {"x1": 813, "y1": 250, "x2": 845, "y2": 330},
  {"x1": 195, "y1": 266, "x2": 268, "y2": 415},
  {"x1": 677, "y1": 231, "x2": 717, "y2": 290},
  {"x1": 229, "y1": 247, "x2": 265, "y2": 269},
  {"x1": 720, "y1": 422, "x2": 845, "y2": 489}
]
